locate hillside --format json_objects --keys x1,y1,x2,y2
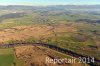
[{"x1": 0, "y1": 5, "x2": 100, "y2": 66}]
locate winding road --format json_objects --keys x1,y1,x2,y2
[{"x1": 0, "y1": 42, "x2": 99, "y2": 66}]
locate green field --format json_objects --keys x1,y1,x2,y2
[{"x1": 0, "y1": 48, "x2": 24, "y2": 66}]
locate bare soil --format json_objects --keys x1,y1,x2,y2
[{"x1": 14, "y1": 46, "x2": 85, "y2": 66}]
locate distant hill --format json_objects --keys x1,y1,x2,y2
[
  {"x1": 76, "y1": 19, "x2": 100, "y2": 24},
  {"x1": 0, "y1": 5, "x2": 100, "y2": 11},
  {"x1": 0, "y1": 5, "x2": 100, "y2": 24}
]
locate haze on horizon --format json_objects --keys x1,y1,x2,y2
[{"x1": 0, "y1": 0, "x2": 100, "y2": 6}]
